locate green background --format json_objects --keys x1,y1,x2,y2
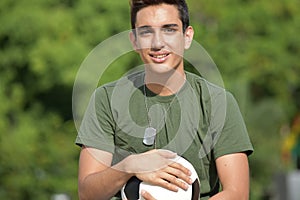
[{"x1": 0, "y1": 0, "x2": 299, "y2": 199}]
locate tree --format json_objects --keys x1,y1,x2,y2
[
  {"x1": 0, "y1": 0, "x2": 130, "y2": 199},
  {"x1": 0, "y1": 0, "x2": 299, "y2": 199}
]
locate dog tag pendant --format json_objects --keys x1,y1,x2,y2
[{"x1": 143, "y1": 127, "x2": 157, "y2": 146}]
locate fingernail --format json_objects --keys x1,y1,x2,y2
[
  {"x1": 184, "y1": 184, "x2": 189, "y2": 190},
  {"x1": 175, "y1": 187, "x2": 179, "y2": 192}
]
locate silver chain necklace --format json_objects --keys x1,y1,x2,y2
[{"x1": 142, "y1": 84, "x2": 177, "y2": 147}]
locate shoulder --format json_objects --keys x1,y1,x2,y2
[
  {"x1": 185, "y1": 71, "x2": 228, "y2": 102},
  {"x1": 95, "y1": 70, "x2": 144, "y2": 97},
  {"x1": 185, "y1": 71, "x2": 242, "y2": 122}
]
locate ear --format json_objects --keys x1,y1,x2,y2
[
  {"x1": 129, "y1": 31, "x2": 139, "y2": 52},
  {"x1": 184, "y1": 26, "x2": 194, "y2": 50}
]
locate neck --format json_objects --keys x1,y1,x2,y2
[{"x1": 145, "y1": 68, "x2": 186, "y2": 96}]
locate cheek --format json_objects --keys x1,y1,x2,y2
[
  {"x1": 163, "y1": 34, "x2": 185, "y2": 50},
  {"x1": 136, "y1": 37, "x2": 153, "y2": 50},
  {"x1": 168, "y1": 41, "x2": 185, "y2": 56},
  {"x1": 137, "y1": 50, "x2": 149, "y2": 63}
]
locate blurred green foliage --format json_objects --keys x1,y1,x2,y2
[{"x1": 0, "y1": 0, "x2": 299, "y2": 199}]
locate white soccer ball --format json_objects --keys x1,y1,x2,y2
[{"x1": 121, "y1": 156, "x2": 200, "y2": 200}]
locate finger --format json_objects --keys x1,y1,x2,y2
[
  {"x1": 169, "y1": 162, "x2": 192, "y2": 177},
  {"x1": 147, "y1": 172, "x2": 178, "y2": 192},
  {"x1": 141, "y1": 190, "x2": 156, "y2": 200},
  {"x1": 160, "y1": 171, "x2": 189, "y2": 191},
  {"x1": 165, "y1": 164, "x2": 193, "y2": 185}
]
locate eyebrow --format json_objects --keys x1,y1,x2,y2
[
  {"x1": 162, "y1": 24, "x2": 179, "y2": 29},
  {"x1": 137, "y1": 24, "x2": 179, "y2": 29}
]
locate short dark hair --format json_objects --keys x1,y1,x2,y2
[{"x1": 130, "y1": 0, "x2": 190, "y2": 32}]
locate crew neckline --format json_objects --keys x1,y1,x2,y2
[{"x1": 143, "y1": 73, "x2": 189, "y2": 103}]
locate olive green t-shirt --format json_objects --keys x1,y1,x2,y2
[{"x1": 76, "y1": 71, "x2": 253, "y2": 199}]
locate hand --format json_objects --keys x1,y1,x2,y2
[
  {"x1": 136, "y1": 160, "x2": 193, "y2": 192},
  {"x1": 141, "y1": 190, "x2": 156, "y2": 200},
  {"x1": 123, "y1": 149, "x2": 178, "y2": 173},
  {"x1": 121, "y1": 149, "x2": 193, "y2": 191}
]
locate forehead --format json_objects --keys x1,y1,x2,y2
[{"x1": 135, "y1": 4, "x2": 182, "y2": 28}]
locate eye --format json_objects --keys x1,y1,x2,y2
[
  {"x1": 138, "y1": 29, "x2": 153, "y2": 36},
  {"x1": 163, "y1": 28, "x2": 176, "y2": 33}
]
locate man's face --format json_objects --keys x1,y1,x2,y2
[{"x1": 130, "y1": 4, "x2": 194, "y2": 74}]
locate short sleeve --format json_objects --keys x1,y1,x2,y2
[
  {"x1": 213, "y1": 92, "x2": 253, "y2": 159},
  {"x1": 75, "y1": 87, "x2": 116, "y2": 154}
]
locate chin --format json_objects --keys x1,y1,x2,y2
[
  {"x1": 145, "y1": 63, "x2": 179, "y2": 74},
  {"x1": 150, "y1": 64, "x2": 173, "y2": 73}
]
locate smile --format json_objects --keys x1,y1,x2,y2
[
  {"x1": 149, "y1": 53, "x2": 170, "y2": 63},
  {"x1": 151, "y1": 54, "x2": 169, "y2": 59}
]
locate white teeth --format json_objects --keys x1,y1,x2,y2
[{"x1": 154, "y1": 54, "x2": 168, "y2": 59}]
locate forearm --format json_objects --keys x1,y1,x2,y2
[
  {"x1": 78, "y1": 149, "x2": 178, "y2": 200},
  {"x1": 209, "y1": 189, "x2": 249, "y2": 200},
  {"x1": 79, "y1": 162, "x2": 133, "y2": 200}
]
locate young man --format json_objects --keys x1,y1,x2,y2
[{"x1": 75, "y1": 0, "x2": 253, "y2": 199}]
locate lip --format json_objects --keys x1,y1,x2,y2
[{"x1": 149, "y1": 52, "x2": 170, "y2": 63}]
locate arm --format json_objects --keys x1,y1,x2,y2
[
  {"x1": 78, "y1": 146, "x2": 133, "y2": 200},
  {"x1": 209, "y1": 153, "x2": 250, "y2": 200},
  {"x1": 78, "y1": 146, "x2": 192, "y2": 200}
]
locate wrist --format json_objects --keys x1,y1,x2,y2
[{"x1": 113, "y1": 154, "x2": 136, "y2": 176}]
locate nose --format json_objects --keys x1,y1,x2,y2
[{"x1": 151, "y1": 31, "x2": 164, "y2": 50}]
